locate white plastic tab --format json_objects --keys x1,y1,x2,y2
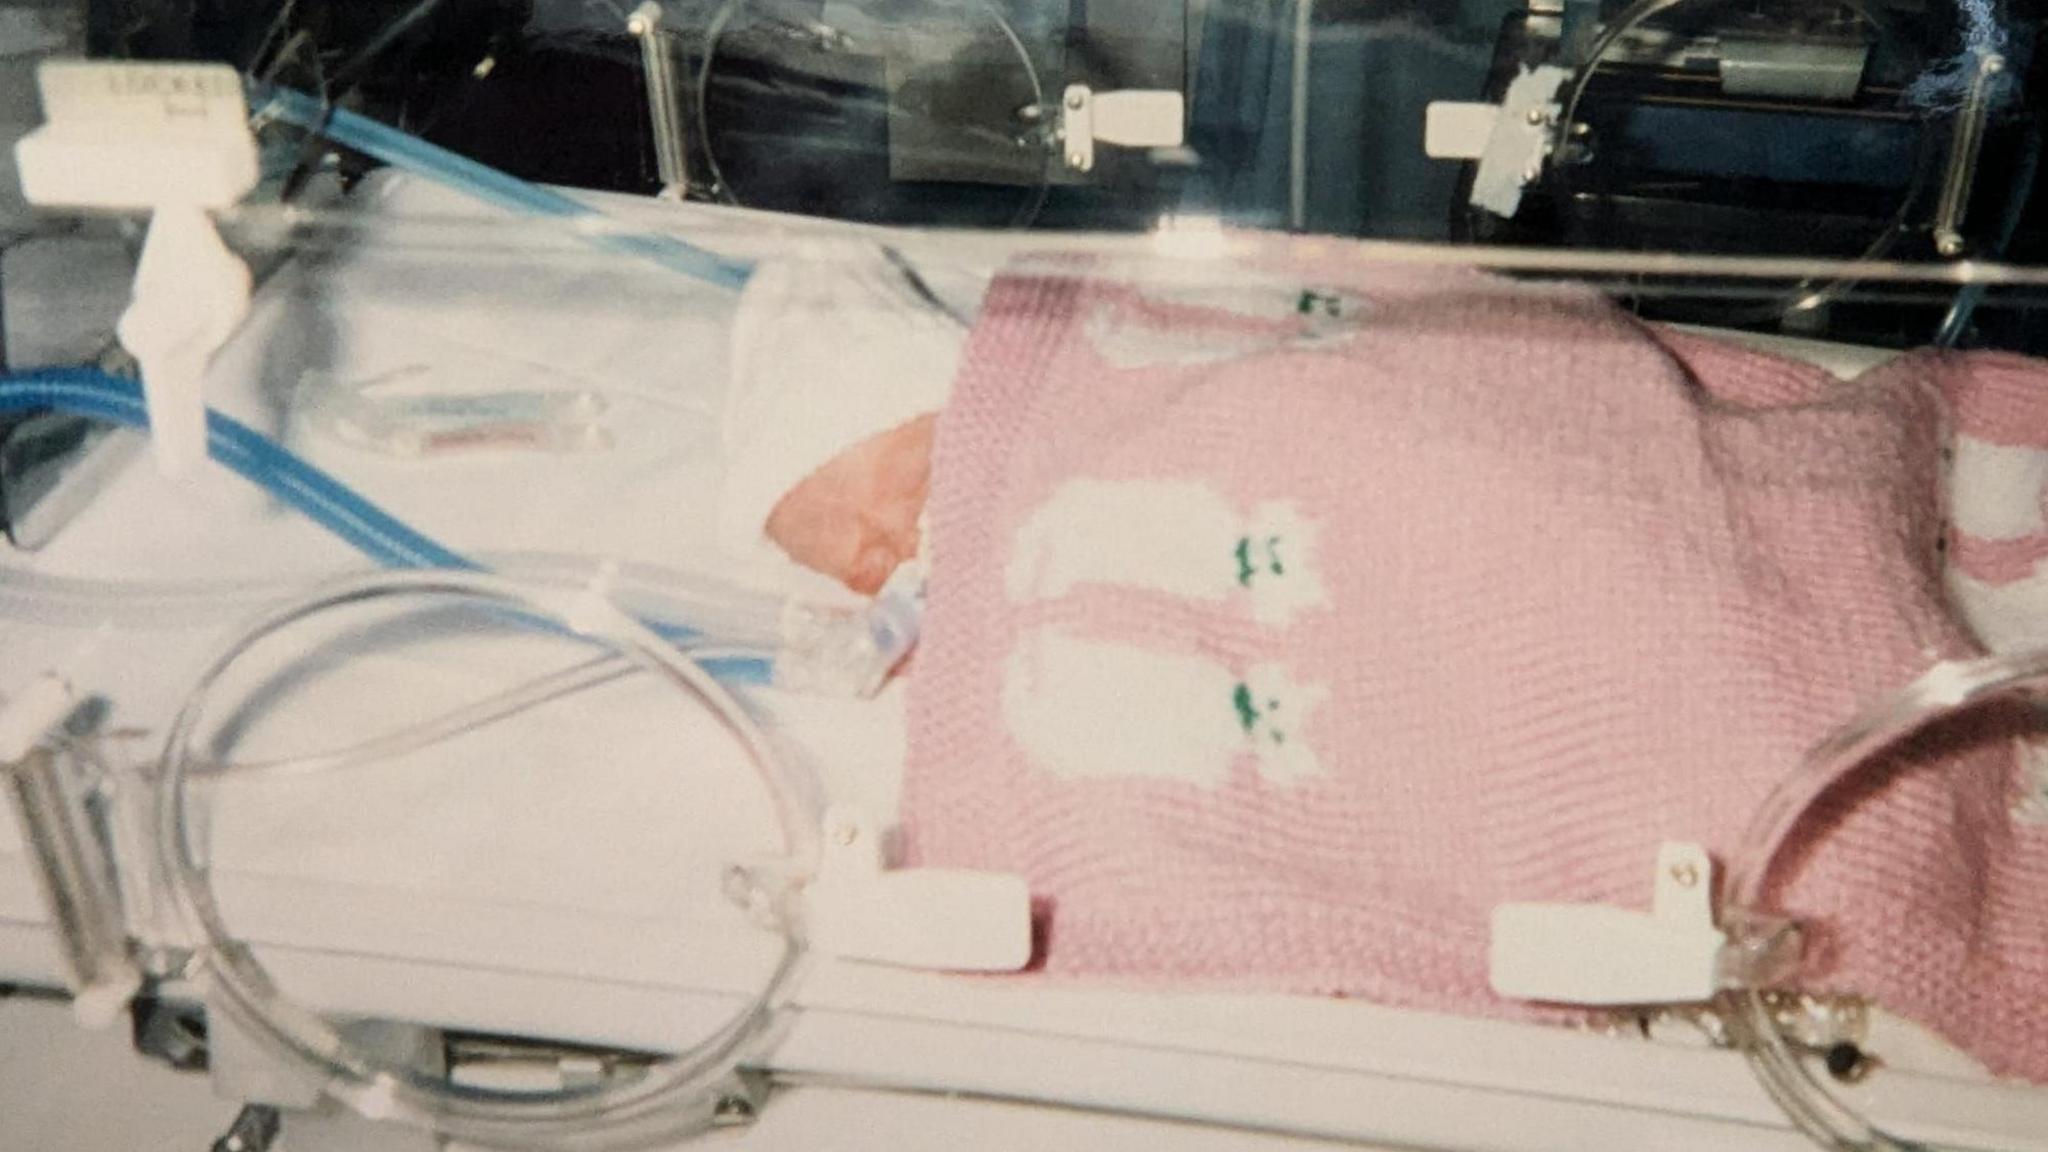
[
  {"x1": 1489, "y1": 842, "x2": 1726, "y2": 1006},
  {"x1": 1059, "y1": 85, "x2": 1186, "y2": 174},
  {"x1": 1423, "y1": 102, "x2": 1499, "y2": 160},
  {"x1": 804, "y1": 805, "x2": 1032, "y2": 972},
  {"x1": 1464, "y1": 65, "x2": 1570, "y2": 219},
  {"x1": 17, "y1": 61, "x2": 258, "y2": 478},
  {"x1": 1650, "y1": 841, "x2": 1713, "y2": 923}
]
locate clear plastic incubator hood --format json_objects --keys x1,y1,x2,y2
[{"x1": 2, "y1": 2, "x2": 2048, "y2": 1151}]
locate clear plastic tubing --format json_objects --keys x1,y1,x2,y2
[
  {"x1": 157, "y1": 569, "x2": 820, "y2": 1150},
  {"x1": 1718, "y1": 650, "x2": 2048, "y2": 1152},
  {"x1": 0, "y1": 370, "x2": 786, "y2": 682},
  {"x1": 247, "y1": 82, "x2": 755, "y2": 293},
  {"x1": 0, "y1": 553, "x2": 788, "y2": 650}
]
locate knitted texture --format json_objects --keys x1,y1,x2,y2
[
  {"x1": 1940, "y1": 351, "x2": 2048, "y2": 587},
  {"x1": 901, "y1": 261, "x2": 2048, "y2": 1081}
]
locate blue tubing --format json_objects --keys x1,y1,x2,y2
[
  {"x1": 248, "y1": 83, "x2": 756, "y2": 293},
  {"x1": 0, "y1": 369, "x2": 774, "y2": 686},
  {"x1": 0, "y1": 368, "x2": 470, "y2": 569}
]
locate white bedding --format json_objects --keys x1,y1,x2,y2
[
  {"x1": 3, "y1": 175, "x2": 2047, "y2": 1151},
  {"x1": 0, "y1": 171, "x2": 916, "y2": 1058}
]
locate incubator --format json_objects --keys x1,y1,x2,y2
[{"x1": 2, "y1": 1, "x2": 2048, "y2": 1150}]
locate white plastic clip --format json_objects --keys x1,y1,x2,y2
[
  {"x1": 803, "y1": 805, "x2": 1032, "y2": 972},
  {"x1": 1489, "y1": 842, "x2": 1726, "y2": 1006},
  {"x1": 15, "y1": 61, "x2": 258, "y2": 477},
  {"x1": 1059, "y1": 84, "x2": 1186, "y2": 174},
  {"x1": 1422, "y1": 65, "x2": 1569, "y2": 219}
]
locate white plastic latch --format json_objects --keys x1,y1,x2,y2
[
  {"x1": 1489, "y1": 842, "x2": 1726, "y2": 1006},
  {"x1": 15, "y1": 61, "x2": 258, "y2": 477},
  {"x1": 1422, "y1": 65, "x2": 1569, "y2": 219},
  {"x1": 804, "y1": 805, "x2": 1032, "y2": 972},
  {"x1": 1059, "y1": 84, "x2": 1186, "y2": 174}
]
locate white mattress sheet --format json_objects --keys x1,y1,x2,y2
[{"x1": 2, "y1": 177, "x2": 2046, "y2": 1151}]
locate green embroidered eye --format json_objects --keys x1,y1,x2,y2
[
  {"x1": 1240, "y1": 536, "x2": 1293, "y2": 585},
  {"x1": 1297, "y1": 290, "x2": 1343, "y2": 317},
  {"x1": 1233, "y1": 682, "x2": 1260, "y2": 733}
]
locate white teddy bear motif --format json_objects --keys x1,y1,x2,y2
[
  {"x1": 1233, "y1": 662, "x2": 1331, "y2": 785},
  {"x1": 1007, "y1": 478, "x2": 1327, "y2": 627},
  {"x1": 1003, "y1": 629, "x2": 1329, "y2": 788}
]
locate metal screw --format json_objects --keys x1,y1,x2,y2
[
  {"x1": 1066, "y1": 90, "x2": 1086, "y2": 111},
  {"x1": 1526, "y1": 107, "x2": 1546, "y2": 125},
  {"x1": 1670, "y1": 861, "x2": 1699, "y2": 889},
  {"x1": 1937, "y1": 231, "x2": 1965, "y2": 257},
  {"x1": 1068, "y1": 152, "x2": 1091, "y2": 171}
]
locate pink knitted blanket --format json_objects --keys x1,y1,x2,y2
[{"x1": 901, "y1": 261, "x2": 2048, "y2": 1081}]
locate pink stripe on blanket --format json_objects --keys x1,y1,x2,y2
[
  {"x1": 1951, "y1": 531, "x2": 2048, "y2": 586},
  {"x1": 1920, "y1": 351, "x2": 2048, "y2": 586},
  {"x1": 904, "y1": 259, "x2": 2048, "y2": 1081}
]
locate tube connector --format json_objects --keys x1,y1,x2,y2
[{"x1": 774, "y1": 566, "x2": 925, "y2": 698}]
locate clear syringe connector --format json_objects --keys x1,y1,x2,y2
[{"x1": 773, "y1": 566, "x2": 924, "y2": 698}]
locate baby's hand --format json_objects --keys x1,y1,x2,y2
[{"x1": 766, "y1": 414, "x2": 936, "y2": 595}]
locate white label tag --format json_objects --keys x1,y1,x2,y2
[
  {"x1": 38, "y1": 61, "x2": 247, "y2": 130},
  {"x1": 18, "y1": 61, "x2": 260, "y2": 208}
]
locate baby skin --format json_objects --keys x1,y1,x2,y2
[{"x1": 766, "y1": 413, "x2": 936, "y2": 595}]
